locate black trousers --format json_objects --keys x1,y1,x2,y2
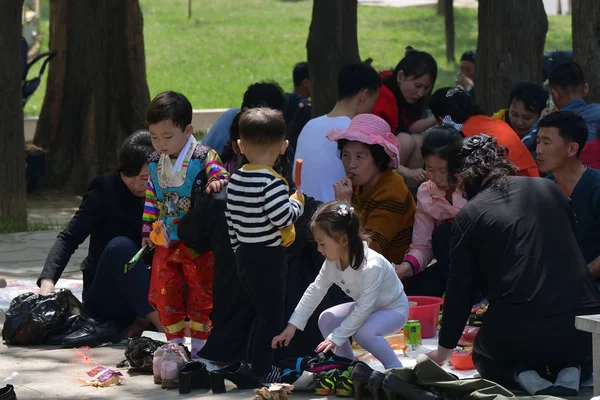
[
  {"x1": 83, "y1": 236, "x2": 154, "y2": 329},
  {"x1": 236, "y1": 244, "x2": 287, "y2": 376}
]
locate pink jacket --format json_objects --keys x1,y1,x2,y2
[{"x1": 403, "y1": 180, "x2": 467, "y2": 274}]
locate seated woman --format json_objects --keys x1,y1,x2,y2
[
  {"x1": 396, "y1": 126, "x2": 466, "y2": 297},
  {"x1": 330, "y1": 114, "x2": 416, "y2": 264},
  {"x1": 429, "y1": 87, "x2": 540, "y2": 177},
  {"x1": 492, "y1": 81, "x2": 547, "y2": 139},
  {"x1": 372, "y1": 47, "x2": 438, "y2": 187},
  {"x1": 37, "y1": 131, "x2": 164, "y2": 346},
  {"x1": 428, "y1": 135, "x2": 600, "y2": 397}
]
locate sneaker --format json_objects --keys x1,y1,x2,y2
[
  {"x1": 315, "y1": 369, "x2": 338, "y2": 396},
  {"x1": 336, "y1": 366, "x2": 354, "y2": 397}
]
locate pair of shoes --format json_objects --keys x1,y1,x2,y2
[
  {"x1": 152, "y1": 343, "x2": 191, "y2": 389},
  {"x1": 178, "y1": 361, "x2": 211, "y2": 394},
  {"x1": 61, "y1": 318, "x2": 121, "y2": 348},
  {"x1": 314, "y1": 367, "x2": 354, "y2": 397},
  {"x1": 0, "y1": 385, "x2": 16, "y2": 400},
  {"x1": 381, "y1": 373, "x2": 443, "y2": 400},
  {"x1": 210, "y1": 361, "x2": 264, "y2": 394},
  {"x1": 46, "y1": 315, "x2": 85, "y2": 345},
  {"x1": 351, "y1": 363, "x2": 380, "y2": 400}
]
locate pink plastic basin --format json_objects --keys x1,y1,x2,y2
[{"x1": 407, "y1": 296, "x2": 444, "y2": 338}]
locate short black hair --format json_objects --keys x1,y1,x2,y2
[
  {"x1": 338, "y1": 63, "x2": 381, "y2": 101},
  {"x1": 421, "y1": 125, "x2": 464, "y2": 160},
  {"x1": 293, "y1": 62, "x2": 310, "y2": 87},
  {"x1": 460, "y1": 50, "x2": 476, "y2": 64},
  {"x1": 146, "y1": 91, "x2": 193, "y2": 129},
  {"x1": 238, "y1": 107, "x2": 286, "y2": 146},
  {"x1": 429, "y1": 87, "x2": 473, "y2": 123},
  {"x1": 242, "y1": 81, "x2": 287, "y2": 112},
  {"x1": 508, "y1": 82, "x2": 548, "y2": 115},
  {"x1": 337, "y1": 139, "x2": 391, "y2": 171},
  {"x1": 548, "y1": 62, "x2": 585, "y2": 94},
  {"x1": 538, "y1": 111, "x2": 589, "y2": 157},
  {"x1": 118, "y1": 130, "x2": 154, "y2": 176}
]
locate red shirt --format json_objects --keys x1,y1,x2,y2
[
  {"x1": 371, "y1": 71, "x2": 417, "y2": 133},
  {"x1": 462, "y1": 115, "x2": 540, "y2": 177},
  {"x1": 581, "y1": 139, "x2": 600, "y2": 170}
]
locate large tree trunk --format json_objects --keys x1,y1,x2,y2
[
  {"x1": 307, "y1": 0, "x2": 361, "y2": 118},
  {"x1": 572, "y1": 0, "x2": 600, "y2": 103},
  {"x1": 34, "y1": 0, "x2": 150, "y2": 193},
  {"x1": 475, "y1": 0, "x2": 548, "y2": 115},
  {"x1": 0, "y1": 0, "x2": 28, "y2": 230},
  {"x1": 444, "y1": 0, "x2": 455, "y2": 64}
]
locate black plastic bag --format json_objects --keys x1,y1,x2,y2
[
  {"x1": 119, "y1": 336, "x2": 166, "y2": 372},
  {"x1": 2, "y1": 289, "x2": 86, "y2": 345}
]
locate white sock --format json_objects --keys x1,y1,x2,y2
[
  {"x1": 554, "y1": 366, "x2": 580, "y2": 394},
  {"x1": 516, "y1": 370, "x2": 553, "y2": 395}
]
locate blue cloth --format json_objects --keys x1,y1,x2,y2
[
  {"x1": 569, "y1": 167, "x2": 600, "y2": 264},
  {"x1": 201, "y1": 108, "x2": 240, "y2": 154},
  {"x1": 560, "y1": 99, "x2": 600, "y2": 142}
]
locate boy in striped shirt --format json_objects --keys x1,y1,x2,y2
[{"x1": 225, "y1": 107, "x2": 304, "y2": 383}]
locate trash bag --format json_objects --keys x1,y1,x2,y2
[
  {"x1": 2, "y1": 289, "x2": 87, "y2": 345},
  {"x1": 119, "y1": 336, "x2": 166, "y2": 372}
]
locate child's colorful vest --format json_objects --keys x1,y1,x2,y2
[{"x1": 148, "y1": 145, "x2": 208, "y2": 242}]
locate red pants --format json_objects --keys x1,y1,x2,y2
[{"x1": 149, "y1": 242, "x2": 214, "y2": 340}]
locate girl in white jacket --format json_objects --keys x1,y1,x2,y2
[{"x1": 272, "y1": 201, "x2": 409, "y2": 368}]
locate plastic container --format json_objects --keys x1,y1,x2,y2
[
  {"x1": 451, "y1": 351, "x2": 475, "y2": 370},
  {"x1": 407, "y1": 296, "x2": 444, "y2": 338}
]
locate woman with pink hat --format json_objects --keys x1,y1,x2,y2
[{"x1": 327, "y1": 113, "x2": 416, "y2": 265}]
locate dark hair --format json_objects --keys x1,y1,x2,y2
[
  {"x1": 146, "y1": 91, "x2": 192, "y2": 129},
  {"x1": 117, "y1": 130, "x2": 154, "y2": 177},
  {"x1": 460, "y1": 50, "x2": 476, "y2": 64},
  {"x1": 310, "y1": 201, "x2": 366, "y2": 270},
  {"x1": 338, "y1": 63, "x2": 382, "y2": 101},
  {"x1": 429, "y1": 87, "x2": 476, "y2": 123},
  {"x1": 548, "y1": 62, "x2": 585, "y2": 94},
  {"x1": 447, "y1": 135, "x2": 517, "y2": 199},
  {"x1": 293, "y1": 62, "x2": 310, "y2": 87},
  {"x1": 507, "y1": 82, "x2": 548, "y2": 116},
  {"x1": 384, "y1": 47, "x2": 438, "y2": 132},
  {"x1": 238, "y1": 107, "x2": 286, "y2": 146},
  {"x1": 538, "y1": 111, "x2": 589, "y2": 157},
  {"x1": 337, "y1": 140, "x2": 391, "y2": 172},
  {"x1": 421, "y1": 126, "x2": 464, "y2": 160}
]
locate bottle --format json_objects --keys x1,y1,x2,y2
[{"x1": 3, "y1": 372, "x2": 22, "y2": 387}]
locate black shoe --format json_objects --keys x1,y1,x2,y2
[
  {"x1": 179, "y1": 361, "x2": 211, "y2": 394},
  {"x1": 61, "y1": 318, "x2": 121, "y2": 348},
  {"x1": 46, "y1": 315, "x2": 85, "y2": 345},
  {"x1": 210, "y1": 361, "x2": 263, "y2": 394},
  {"x1": 367, "y1": 370, "x2": 387, "y2": 400},
  {"x1": 382, "y1": 372, "x2": 443, "y2": 400},
  {"x1": 350, "y1": 362, "x2": 373, "y2": 400},
  {"x1": 0, "y1": 384, "x2": 16, "y2": 400}
]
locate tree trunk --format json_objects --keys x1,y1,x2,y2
[
  {"x1": 0, "y1": 0, "x2": 28, "y2": 230},
  {"x1": 572, "y1": 0, "x2": 600, "y2": 103},
  {"x1": 438, "y1": 0, "x2": 446, "y2": 15},
  {"x1": 444, "y1": 0, "x2": 455, "y2": 64},
  {"x1": 188, "y1": 0, "x2": 192, "y2": 19},
  {"x1": 34, "y1": 0, "x2": 150, "y2": 194},
  {"x1": 307, "y1": 0, "x2": 361, "y2": 118},
  {"x1": 475, "y1": 0, "x2": 548, "y2": 115}
]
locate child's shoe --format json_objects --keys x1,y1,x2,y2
[
  {"x1": 336, "y1": 366, "x2": 354, "y2": 397},
  {"x1": 152, "y1": 348, "x2": 166, "y2": 384},
  {"x1": 315, "y1": 369, "x2": 338, "y2": 396}
]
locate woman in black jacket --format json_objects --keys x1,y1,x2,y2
[{"x1": 37, "y1": 131, "x2": 163, "y2": 346}]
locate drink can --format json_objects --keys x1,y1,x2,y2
[{"x1": 404, "y1": 320, "x2": 422, "y2": 346}]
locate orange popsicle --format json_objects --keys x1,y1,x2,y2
[
  {"x1": 295, "y1": 159, "x2": 303, "y2": 187},
  {"x1": 347, "y1": 172, "x2": 355, "y2": 179}
]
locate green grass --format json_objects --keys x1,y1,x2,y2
[
  {"x1": 0, "y1": 220, "x2": 63, "y2": 234},
  {"x1": 23, "y1": 0, "x2": 573, "y2": 117}
]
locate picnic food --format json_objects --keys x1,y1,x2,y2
[{"x1": 295, "y1": 159, "x2": 303, "y2": 187}]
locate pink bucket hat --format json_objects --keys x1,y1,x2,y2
[{"x1": 326, "y1": 113, "x2": 401, "y2": 168}]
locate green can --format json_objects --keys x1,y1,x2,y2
[{"x1": 404, "y1": 320, "x2": 422, "y2": 346}]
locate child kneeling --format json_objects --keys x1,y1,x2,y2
[{"x1": 273, "y1": 201, "x2": 409, "y2": 369}]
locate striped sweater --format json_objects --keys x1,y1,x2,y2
[{"x1": 225, "y1": 164, "x2": 304, "y2": 250}]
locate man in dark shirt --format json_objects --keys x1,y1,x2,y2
[
  {"x1": 284, "y1": 62, "x2": 312, "y2": 152},
  {"x1": 537, "y1": 111, "x2": 600, "y2": 281}
]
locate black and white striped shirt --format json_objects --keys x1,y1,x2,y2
[{"x1": 225, "y1": 165, "x2": 304, "y2": 250}]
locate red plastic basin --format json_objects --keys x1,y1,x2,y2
[{"x1": 407, "y1": 296, "x2": 444, "y2": 338}]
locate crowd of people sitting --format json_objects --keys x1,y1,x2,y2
[{"x1": 34, "y1": 46, "x2": 600, "y2": 397}]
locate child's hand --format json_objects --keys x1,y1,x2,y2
[
  {"x1": 206, "y1": 179, "x2": 228, "y2": 194},
  {"x1": 315, "y1": 338, "x2": 338, "y2": 354},
  {"x1": 294, "y1": 189, "x2": 304, "y2": 202},
  {"x1": 142, "y1": 237, "x2": 155, "y2": 249},
  {"x1": 271, "y1": 324, "x2": 297, "y2": 349}
]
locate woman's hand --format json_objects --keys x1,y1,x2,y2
[
  {"x1": 206, "y1": 178, "x2": 228, "y2": 194},
  {"x1": 456, "y1": 74, "x2": 474, "y2": 90},
  {"x1": 142, "y1": 237, "x2": 155, "y2": 249},
  {"x1": 272, "y1": 324, "x2": 297, "y2": 349},
  {"x1": 395, "y1": 262, "x2": 413, "y2": 279},
  {"x1": 427, "y1": 346, "x2": 453, "y2": 365},
  {"x1": 316, "y1": 338, "x2": 338, "y2": 354},
  {"x1": 333, "y1": 177, "x2": 353, "y2": 202},
  {"x1": 39, "y1": 279, "x2": 55, "y2": 296}
]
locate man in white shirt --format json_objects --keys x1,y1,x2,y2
[{"x1": 294, "y1": 63, "x2": 381, "y2": 202}]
